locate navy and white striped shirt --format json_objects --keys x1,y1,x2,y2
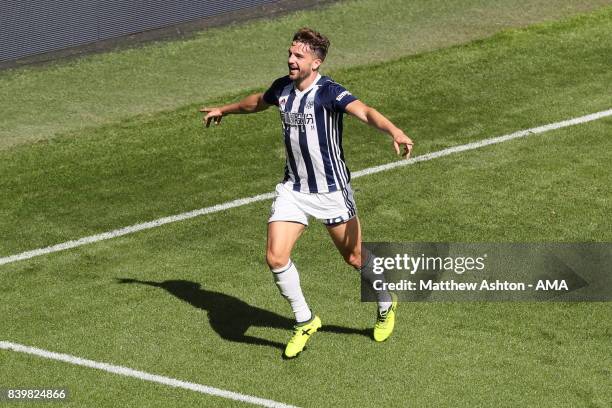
[{"x1": 263, "y1": 74, "x2": 357, "y2": 193}]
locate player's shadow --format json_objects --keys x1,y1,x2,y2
[{"x1": 117, "y1": 278, "x2": 369, "y2": 351}]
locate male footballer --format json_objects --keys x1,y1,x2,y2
[{"x1": 200, "y1": 28, "x2": 413, "y2": 358}]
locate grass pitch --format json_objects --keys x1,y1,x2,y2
[
  {"x1": 1, "y1": 0, "x2": 611, "y2": 148},
  {"x1": 1, "y1": 5, "x2": 611, "y2": 408}
]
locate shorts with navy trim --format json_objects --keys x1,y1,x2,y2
[{"x1": 268, "y1": 181, "x2": 357, "y2": 226}]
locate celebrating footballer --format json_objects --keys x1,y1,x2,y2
[{"x1": 200, "y1": 27, "x2": 413, "y2": 358}]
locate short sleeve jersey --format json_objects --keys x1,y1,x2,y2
[{"x1": 263, "y1": 74, "x2": 357, "y2": 193}]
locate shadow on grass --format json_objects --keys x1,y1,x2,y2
[{"x1": 117, "y1": 278, "x2": 370, "y2": 351}]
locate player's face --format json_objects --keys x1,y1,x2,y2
[{"x1": 287, "y1": 42, "x2": 321, "y2": 82}]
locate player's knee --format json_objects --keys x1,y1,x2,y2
[
  {"x1": 266, "y1": 250, "x2": 290, "y2": 271},
  {"x1": 343, "y1": 251, "x2": 362, "y2": 269}
]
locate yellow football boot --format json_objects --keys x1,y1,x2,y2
[
  {"x1": 284, "y1": 315, "x2": 322, "y2": 358},
  {"x1": 373, "y1": 293, "x2": 398, "y2": 342}
]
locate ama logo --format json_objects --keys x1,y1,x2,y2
[{"x1": 535, "y1": 280, "x2": 569, "y2": 290}]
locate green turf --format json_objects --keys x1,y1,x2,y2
[
  {"x1": 1, "y1": 352, "x2": 250, "y2": 408},
  {"x1": 1, "y1": 120, "x2": 610, "y2": 407},
  {"x1": 1, "y1": 8, "x2": 611, "y2": 256},
  {"x1": 1, "y1": 0, "x2": 611, "y2": 148},
  {"x1": 1, "y1": 7, "x2": 611, "y2": 408}
]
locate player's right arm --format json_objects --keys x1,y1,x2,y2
[{"x1": 199, "y1": 93, "x2": 270, "y2": 128}]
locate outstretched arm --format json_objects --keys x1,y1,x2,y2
[
  {"x1": 345, "y1": 100, "x2": 414, "y2": 158},
  {"x1": 199, "y1": 92, "x2": 270, "y2": 128}
]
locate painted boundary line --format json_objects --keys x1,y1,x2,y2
[
  {"x1": 1, "y1": 108, "x2": 611, "y2": 266},
  {"x1": 0, "y1": 341, "x2": 299, "y2": 408}
]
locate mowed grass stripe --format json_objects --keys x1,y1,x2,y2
[
  {"x1": 2, "y1": 0, "x2": 610, "y2": 148},
  {"x1": 1, "y1": 108, "x2": 610, "y2": 267},
  {"x1": 1, "y1": 9, "x2": 611, "y2": 254}
]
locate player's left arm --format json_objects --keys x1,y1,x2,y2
[{"x1": 345, "y1": 100, "x2": 414, "y2": 158}]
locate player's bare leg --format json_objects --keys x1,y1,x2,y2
[
  {"x1": 326, "y1": 217, "x2": 397, "y2": 341},
  {"x1": 326, "y1": 216, "x2": 362, "y2": 269},
  {"x1": 266, "y1": 221, "x2": 305, "y2": 271},
  {"x1": 326, "y1": 216, "x2": 390, "y2": 306}
]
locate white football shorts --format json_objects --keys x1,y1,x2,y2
[{"x1": 268, "y1": 182, "x2": 357, "y2": 226}]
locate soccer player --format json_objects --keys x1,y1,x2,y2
[{"x1": 200, "y1": 28, "x2": 413, "y2": 358}]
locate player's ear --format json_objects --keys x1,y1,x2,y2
[{"x1": 312, "y1": 58, "x2": 322, "y2": 71}]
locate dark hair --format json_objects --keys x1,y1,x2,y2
[{"x1": 292, "y1": 27, "x2": 330, "y2": 61}]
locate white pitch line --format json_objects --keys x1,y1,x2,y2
[
  {"x1": 1, "y1": 108, "x2": 611, "y2": 267},
  {"x1": 0, "y1": 341, "x2": 299, "y2": 408},
  {"x1": 351, "y1": 108, "x2": 612, "y2": 178}
]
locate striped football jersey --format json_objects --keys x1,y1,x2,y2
[{"x1": 263, "y1": 74, "x2": 357, "y2": 193}]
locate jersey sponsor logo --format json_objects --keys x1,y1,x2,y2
[
  {"x1": 281, "y1": 111, "x2": 314, "y2": 127},
  {"x1": 336, "y1": 90, "x2": 351, "y2": 101}
]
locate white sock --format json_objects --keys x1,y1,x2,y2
[
  {"x1": 271, "y1": 260, "x2": 312, "y2": 323},
  {"x1": 359, "y1": 250, "x2": 392, "y2": 313}
]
